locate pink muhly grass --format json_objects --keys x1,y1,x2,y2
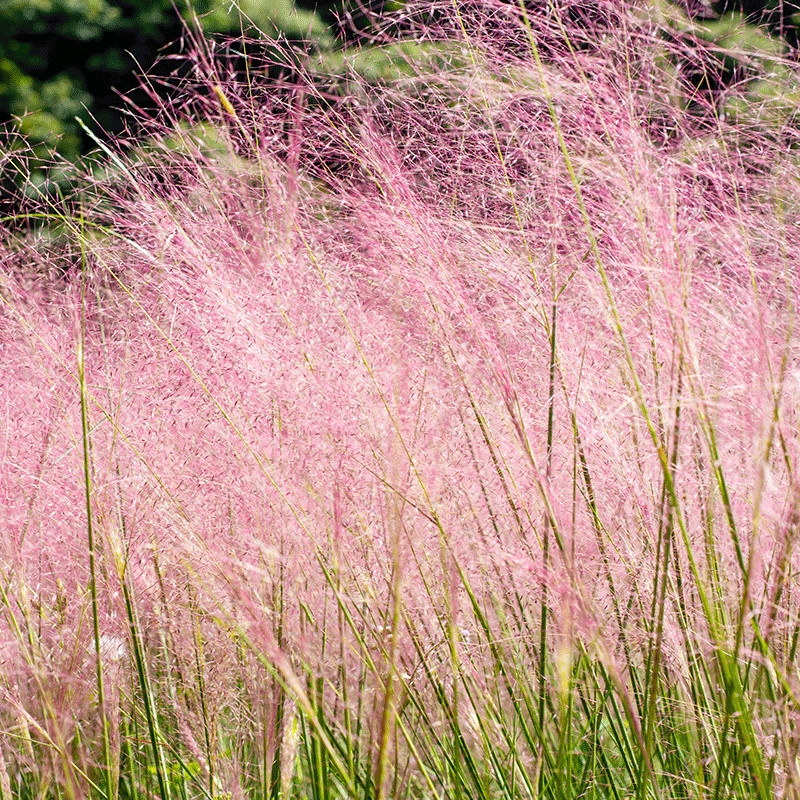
[{"x1": 2, "y1": 1, "x2": 800, "y2": 797}]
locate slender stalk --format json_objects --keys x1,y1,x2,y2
[
  {"x1": 77, "y1": 219, "x2": 115, "y2": 800},
  {"x1": 538, "y1": 292, "x2": 557, "y2": 794}
]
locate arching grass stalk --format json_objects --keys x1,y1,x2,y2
[
  {"x1": 116, "y1": 546, "x2": 171, "y2": 800},
  {"x1": 375, "y1": 490, "x2": 404, "y2": 800},
  {"x1": 77, "y1": 211, "x2": 115, "y2": 800},
  {"x1": 539, "y1": 279, "x2": 557, "y2": 767}
]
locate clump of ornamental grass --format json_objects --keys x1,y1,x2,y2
[{"x1": 2, "y1": 1, "x2": 800, "y2": 798}]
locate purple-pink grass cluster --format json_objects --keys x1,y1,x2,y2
[{"x1": 2, "y1": 0, "x2": 800, "y2": 795}]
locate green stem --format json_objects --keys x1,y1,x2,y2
[{"x1": 78, "y1": 217, "x2": 115, "y2": 800}]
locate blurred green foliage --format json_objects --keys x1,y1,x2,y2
[
  {"x1": 658, "y1": 1, "x2": 800, "y2": 133},
  {"x1": 711, "y1": 1, "x2": 800, "y2": 47},
  {"x1": 0, "y1": 0, "x2": 354, "y2": 187},
  {"x1": 2, "y1": 0, "x2": 176, "y2": 165},
  {"x1": 0, "y1": 0, "x2": 798, "y2": 188},
  {"x1": 697, "y1": 10, "x2": 800, "y2": 128}
]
